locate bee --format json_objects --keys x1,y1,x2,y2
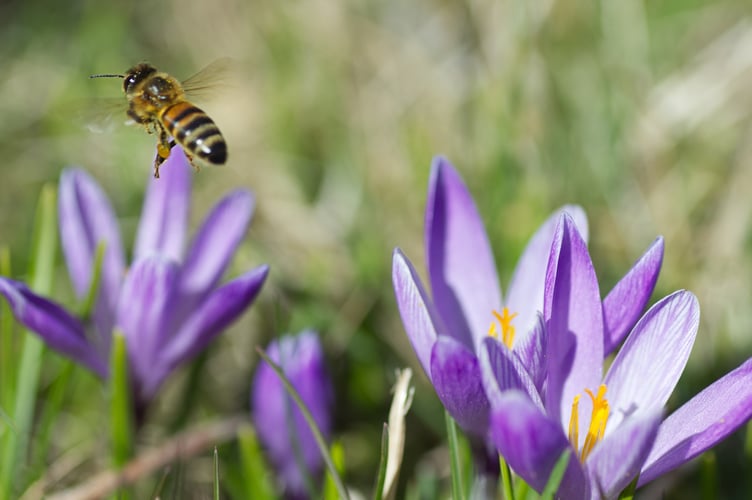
[{"x1": 90, "y1": 61, "x2": 229, "y2": 178}]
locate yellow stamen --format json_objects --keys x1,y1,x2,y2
[
  {"x1": 487, "y1": 307, "x2": 518, "y2": 349},
  {"x1": 568, "y1": 394, "x2": 580, "y2": 452},
  {"x1": 567, "y1": 384, "x2": 610, "y2": 463}
]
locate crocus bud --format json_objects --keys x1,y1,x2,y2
[{"x1": 252, "y1": 331, "x2": 333, "y2": 499}]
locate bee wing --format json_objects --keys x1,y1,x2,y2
[
  {"x1": 69, "y1": 97, "x2": 129, "y2": 133},
  {"x1": 181, "y1": 58, "x2": 237, "y2": 99}
]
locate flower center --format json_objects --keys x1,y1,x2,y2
[
  {"x1": 567, "y1": 384, "x2": 610, "y2": 463},
  {"x1": 487, "y1": 307, "x2": 518, "y2": 349}
]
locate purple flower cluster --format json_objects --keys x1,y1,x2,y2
[
  {"x1": 393, "y1": 157, "x2": 752, "y2": 497},
  {"x1": 0, "y1": 147, "x2": 268, "y2": 413}
]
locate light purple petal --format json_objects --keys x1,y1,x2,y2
[
  {"x1": 392, "y1": 249, "x2": 442, "y2": 379},
  {"x1": 604, "y1": 291, "x2": 699, "y2": 431},
  {"x1": 252, "y1": 331, "x2": 333, "y2": 497},
  {"x1": 489, "y1": 391, "x2": 587, "y2": 496},
  {"x1": 639, "y1": 357, "x2": 752, "y2": 486},
  {"x1": 179, "y1": 189, "x2": 254, "y2": 304},
  {"x1": 425, "y1": 157, "x2": 501, "y2": 350},
  {"x1": 115, "y1": 257, "x2": 180, "y2": 399},
  {"x1": 430, "y1": 336, "x2": 489, "y2": 436},
  {"x1": 603, "y1": 237, "x2": 664, "y2": 354},
  {"x1": 134, "y1": 146, "x2": 192, "y2": 262},
  {"x1": 513, "y1": 313, "x2": 548, "y2": 393},
  {"x1": 506, "y1": 205, "x2": 587, "y2": 344},
  {"x1": 480, "y1": 337, "x2": 543, "y2": 410},
  {"x1": 163, "y1": 265, "x2": 269, "y2": 381},
  {"x1": 0, "y1": 278, "x2": 107, "y2": 377},
  {"x1": 585, "y1": 411, "x2": 661, "y2": 499},
  {"x1": 544, "y1": 214, "x2": 604, "y2": 428},
  {"x1": 58, "y1": 168, "x2": 125, "y2": 347}
]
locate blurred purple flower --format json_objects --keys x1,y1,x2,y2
[
  {"x1": 485, "y1": 214, "x2": 752, "y2": 498},
  {"x1": 252, "y1": 330, "x2": 333, "y2": 499},
  {"x1": 391, "y1": 157, "x2": 662, "y2": 437},
  {"x1": 0, "y1": 147, "x2": 268, "y2": 413}
]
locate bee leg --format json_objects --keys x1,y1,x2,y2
[
  {"x1": 154, "y1": 129, "x2": 172, "y2": 179},
  {"x1": 167, "y1": 138, "x2": 199, "y2": 172},
  {"x1": 187, "y1": 154, "x2": 201, "y2": 173}
]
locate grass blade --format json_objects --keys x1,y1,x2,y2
[
  {"x1": 444, "y1": 410, "x2": 465, "y2": 500},
  {"x1": 77, "y1": 240, "x2": 106, "y2": 319},
  {"x1": 373, "y1": 424, "x2": 389, "y2": 500},
  {"x1": 110, "y1": 331, "x2": 134, "y2": 470},
  {"x1": 499, "y1": 454, "x2": 515, "y2": 500},
  {"x1": 255, "y1": 346, "x2": 350, "y2": 500},
  {"x1": 0, "y1": 247, "x2": 14, "y2": 411},
  {"x1": 213, "y1": 447, "x2": 220, "y2": 500},
  {"x1": 0, "y1": 184, "x2": 57, "y2": 498}
]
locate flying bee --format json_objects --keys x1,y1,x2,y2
[{"x1": 90, "y1": 60, "x2": 229, "y2": 178}]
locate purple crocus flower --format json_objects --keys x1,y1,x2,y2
[
  {"x1": 0, "y1": 147, "x2": 268, "y2": 415},
  {"x1": 484, "y1": 214, "x2": 752, "y2": 498},
  {"x1": 391, "y1": 157, "x2": 662, "y2": 437},
  {"x1": 252, "y1": 330, "x2": 333, "y2": 500}
]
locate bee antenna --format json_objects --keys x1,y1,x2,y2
[{"x1": 89, "y1": 73, "x2": 125, "y2": 79}]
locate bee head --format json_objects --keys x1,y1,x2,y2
[{"x1": 122, "y1": 63, "x2": 158, "y2": 95}]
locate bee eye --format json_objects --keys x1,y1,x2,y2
[{"x1": 123, "y1": 75, "x2": 135, "y2": 92}]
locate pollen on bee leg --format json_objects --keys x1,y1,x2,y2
[
  {"x1": 487, "y1": 307, "x2": 519, "y2": 349},
  {"x1": 153, "y1": 143, "x2": 172, "y2": 178}
]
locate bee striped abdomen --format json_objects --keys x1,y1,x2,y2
[{"x1": 161, "y1": 101, "x2": 227, "y2": 165}]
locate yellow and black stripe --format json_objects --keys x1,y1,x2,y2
[{"x1": 160, "y1": 101, "x2": 227, "y2": 165}]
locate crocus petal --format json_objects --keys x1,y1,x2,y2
[
  {"x1": 425, "y1": 157, "x2": 501, "y2": 350},
  {"x1": 163, "y1": 265, "x2": 269, "y2": 381},
  {"x1": 115, "y1": 257, "x2": 180, "y2": 399},
  {"x1": 585, "y1": 411, "x2": 661, "y2": 500},
  {"x1": 430, "y1": 336, "x2": 489, "y2": 435},
  {"x1": 513, "y1": 313, "x2": 548, "y2": 393},
  {"x1": 133, "y1": 146, "x2": 191, "y2": 262},
  {"x1": 639, "y1": 357, "x2": 752, "y2": 486},
  {"x1": 506, "y1": 205, "x2": 587, "y2": 343},
  {"x1": 58, "y1": 168, "x2": 125, "y2": 347},
  {"x1": 0, "y1": 278, "x2": 107, "y2": 377},
  {"x1": 179, "y1": 189, "x2": 254, "y2": 304},
  {"x1": 602, "y1": 237, "x2": 664, "y2": 354},
  {"x1": 604, "y1": 291, "x2": 699, "y2": 431},
  {"x1": 480, "y1": 337, "x2": 543, "y2": 410},
  {"x1": 392, "y1": 249, "x2": 442, "y2": 379},
  {"x1": 489, "y1": 391, "x2": 587, "y2": 496},
  {"x1": 544, "y1": 214, "x2": 603, "y2": 427}
]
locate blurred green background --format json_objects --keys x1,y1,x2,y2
[{"x1": 2, "y1": 0, "x2": 752, "y2": 497}]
